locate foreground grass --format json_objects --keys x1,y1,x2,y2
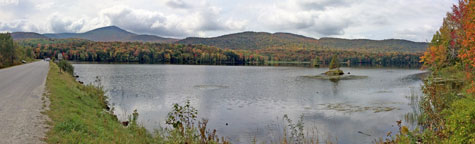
[{"x1": 45, "y1": 62, "x2": 155, "y2": 143}]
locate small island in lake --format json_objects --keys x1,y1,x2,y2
[
  {"x1": 325, "y1": 55, "x2": 344, "y2": 76},
  {"x1": 304, "y1": 55, "x2": 368, "y2": 80}
]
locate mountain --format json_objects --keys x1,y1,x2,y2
[
  {"x1": 10, "y1": 26, "x2": 428, "y2": 52},
  {"x1": 177, "y1": 32, "x2": 428, "y2": 52},
  {"x1": 317, "y1": 37, "x2": 428, "y2": 52},
  {"x1": 43, "y1": 26, "x2": 178, "y2": 43},
  {"x1": 177, "y1": 31, "x2": 318, "y2": 50},
  {"x1": 11, "y1": 32, "x2": 49, "y2": 40}
]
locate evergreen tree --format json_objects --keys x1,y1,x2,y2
[
  {"x1": 312, "y1": 57, "x2": 320, "y2": 67},
  {"x1": 0, "y1": 33, "x2": 16, "y2": 66},
  {"x1": 329, "y1": 55, "x2": 340, "y2": 69}
]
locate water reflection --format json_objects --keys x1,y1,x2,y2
[{"x1": 74, "y1": 64, "x2": 425, "y2": 144}]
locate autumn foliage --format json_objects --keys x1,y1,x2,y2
[
  {"x1": 459, "y1": 0, "x2": 475, "y2": 68},
  {"x1": 381, "y1": 1, "x2": 475, "y2": 143},
  {"x1": 420, "y1": 0, "x2": 475, "y2": 94}
]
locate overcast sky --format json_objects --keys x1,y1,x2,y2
[{"x1": 0, "y1": 0, "x2": 457, "y2": 42}]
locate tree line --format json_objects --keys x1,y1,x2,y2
[{"x1": 16, "y1": 38, "x2": 423, "y2": 66}]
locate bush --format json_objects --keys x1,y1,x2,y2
[
  {"x1": 325, "y1": 69, "x2": 344, "y2": 76},
  {"x1": 443, "y1": 98, "x2": 475, "y2": 143},
  {"x1": 163, "y1": 100, "x2": 229, "y2": 144},
  {"x1": 57, "y1": 60, "x2": 74, "y2": 75}
]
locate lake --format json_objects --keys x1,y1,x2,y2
[{"x1": 74, "y1": 64, "x2": 424, "y2": 144}]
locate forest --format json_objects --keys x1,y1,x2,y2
[{"x1": 15, "y1": 38, "x2": 422, "y2": 66}]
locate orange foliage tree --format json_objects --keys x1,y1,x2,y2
[
  {"x1": 421, "y1": 0, "x2": 468, "y2": 69},
  {"x1": 459, "y1": 0, "x2": 475, "y2": 68},
  {"x1": 458, "y1": 0, "x2": 475, "y2": 94}
]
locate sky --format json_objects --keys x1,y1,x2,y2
[{"x1": 0, "y1": 0, "x2": 458, "y2": 42}]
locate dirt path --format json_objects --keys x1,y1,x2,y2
[{"x1": 0, "y1": 61, "x2": 49, "y2": 144}]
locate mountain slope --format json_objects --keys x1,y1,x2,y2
[
  {"x1": 43, "y1": 26, "x2": 178, "y2": 43},
  {"x1": 11, "y1": 32, "x2": 49, "y2": 40},
  {"x1": 177, "y1": 31, "x2": 318, "y2": 50},
  {"x1": 317, "y1": 37, "x2": 428, "y2": 52},
  {"x1": 177, "y1": 32, "x2": 428, "y2": 52},
  {"x1": 10, "y1": 26, "x2": 428, "y2": 53}
]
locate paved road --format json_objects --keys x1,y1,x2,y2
[{"x1": 0, "y1": 61, "x2": 49, "y2": 144}]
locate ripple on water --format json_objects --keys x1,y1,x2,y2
[{"x1": 193, "y1": 84, "x2": 229, "y2": 90}]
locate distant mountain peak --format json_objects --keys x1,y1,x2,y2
[
  {"x1": 91, "y1": 26, "x2": 127, "y2": 32},
  {"x1": 86, "y1": 26, "x2": 133, "y2": 35},
  {"x1": 39, "y1": 26, "x2": 178, "y2": 43},
  {"x1": 102, "y1": 25, "x2": 121, "y2": 29}
]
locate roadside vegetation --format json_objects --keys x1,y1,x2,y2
[
  {"x1": 46, "y1": 61, "x2": 154, "y2": 143},
  {"x1": 46, "y1": 60, "x2": 232, "y2": 143},
  {"x1": 379, "y1": 0, "x2": 474, "y2": 143},
  {"x1": 0, "y1": 33, "x2": 35, "y2": 68}
]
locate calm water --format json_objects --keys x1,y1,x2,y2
[{"x1": 74, "y1": 64, "x2": 424, "y2": 144}]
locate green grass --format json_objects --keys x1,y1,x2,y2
[
  {"x1": 45, "y1": 62, "x2": 155, "y2": 143},
  {"x1": 44, "y1": 62, "x2": 232, "y2": 144}
]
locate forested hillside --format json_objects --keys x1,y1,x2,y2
[
  {"x1": 11, "y1": 26, "x2": 179, "y2": 43},
  {"x1": 317, "y1": 37, "x2": 428, "y2": 52},
  {"x1": 177, "y1": 32, "x2": 319, "y2": 50},
  {"x1": 11, "y1": 32, "x2": 49, "y2": 40},
  {"x1": 177, "y1": 31, "x2": 428, "y2": 52}
]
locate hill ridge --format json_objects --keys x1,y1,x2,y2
[{"x1": 11, "y1": 26, "x2": 428, "y2": 52}]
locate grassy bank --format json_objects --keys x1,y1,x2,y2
[
  {"x1": 45, "y1": 62, "x2": 155, "y2": 143},
  {"x1": 45, "y1": 62, "x2": 231, "y2": 143}
]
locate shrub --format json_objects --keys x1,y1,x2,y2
[
  {"x1": 443, "y1": 98, "x2": 475, "y2": 143},
  {"x1": 57, "y1": 60, "x2": 74, "y2": 75}
]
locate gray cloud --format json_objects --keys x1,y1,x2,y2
[
  {"x1": 0, "y1": 19, "x2": 41, "y2": 32},
  {"x1": 166, "y1": 0, "x2": 190, "y2": 9},
  {"x1": 299, "y1": 0, "x2": 355, "y2": 10},
  {"x1": 0, "y1": 20, "x2": 26, "y2": 32},
  {"x1": 260, "y1": 0, "x2": 355, "y2": 37},
  {"x1": 100, "y1": 5, "x2": 245, "y2": 37},
  {"x1": 100, "y1": 6, "x2": 183, "y2": 36},
  {"x1": 48, "y1": 14, "x2": 85, "y2": 33}
]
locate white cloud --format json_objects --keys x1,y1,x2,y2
[
  {"x1": 34, "y1": 2, "x2": 54, "y2": 10},
  {"x1": 255, "y1": 0, "x2": 455, "y2": 41},
  {"x1": 258, "y1": 0, "x2": 355, "y2": 36},
  {"x1": 0, "y1": 0, "x2": 18, "y2": 6},
  {"x1": 0, "y1": 0, "x2": 457, "y2": 41},
  {"x1": 98, "y1": 4, "x2": 246, "y2": 37}
]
